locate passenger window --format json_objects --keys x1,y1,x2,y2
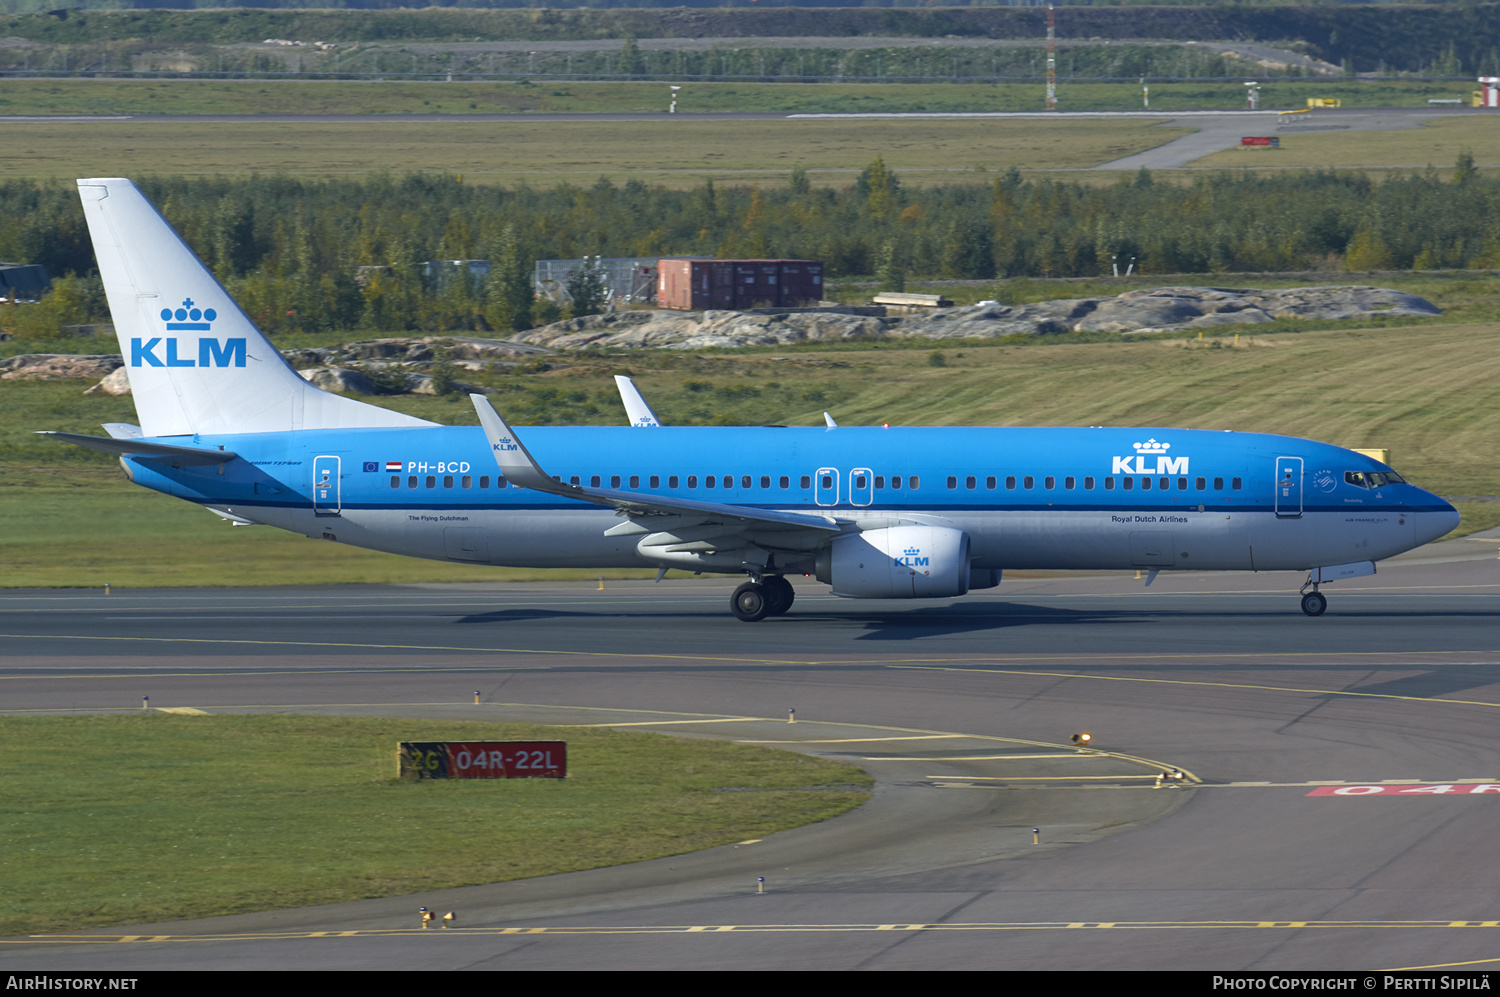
[
  {"x1": 910, "y1": 476, "x2": 920, "y2": 489},
  {"x1": 426, "y1": 476, "x2": 436, "y2": 488},
  {"x1": 688, "y1": 475, "x2": 698, "y2": 488},
  {"x1": 611, "y1": 475, "x2": 621, "y2": 488},
  {"x1": 1214, "y1": 477, "x2": 1224, "y2": 490},
  {"x1": 669, "y1": 475, "x2": 679, "y2": 488},
  {"x1": 1065, "y1": 476, "x2": 1075, "y2": 489},
  {"x1": 1178, "y1": 477, "x2": 1187, "y2": 490},
  {"x1": 630, "y1": 475, "x2": 640, "y2": 488},
  {"x1": 1084, "y1": 476, "x2": 1094, "y2": 490},
  {"x1": 723, "y1": 475, "x2": 732, "y2": 489},
  {"x1": 1196, "y1": 477, "x2": 1206, "y2": 490},
  {"x1": 875, "y1": 476, "x2": 885, "y2": 489},
  {"x1": 801, "y1": 475, "x2": 811, "y2": 488},
  {"x1": 1104, "y1": 476, "x2": 1114, "y2": 490},
  {"x1": 390, "y1": 476, "x2": 400, "y2": 489},
  {"x1": 1044, "y1": 476, "x2": 1055, "y2": 489},
  {"x1": 1232, "y1": 477, "x2": 1242, "y2": 490},
  {"x1": 1023, "y1": 476, "x2": 1034, "y2": 489},
  {"x1": 1141, "y1": 477, "x2": 1151, "y2": 490},
  {"x1": 856, "y1": 475, "x2": 868, "y2": 488},
  {"x1": 760, "y1": 475, "x2": 770, "y2": 488},
  {"x1": 1006, "y1": 476, "x2": 1016, "y2": 489},
  {"x1": 569, "y1": 475, "x2": 579, "y2": 486},
  {"x1": 463, "y1": 476, "x2": 472, "y2": 488},
  {"x1": 442, "y1": 475, "x2": 454, "y2": 488},
  {"x1": 649, "y1": 475, "x2": 659, "y2": 488},
  {"x1": 742, "y1": 475, "x2": 752, "y2": 489},
  {"x1": 947, "y1": 476, "x2": 957, "y2": 489},
  {"x1": 591, "y1": 475, "x2": 601, "y2": 487},
  {"x1": 497, "y1": 475, "x2": 507, "y2": 488},
  {"x1": 821, "y1": 475, "x2": 833, "y2": 489},
  {"x1": 986, "y1": 476, "x2": 996, "y2": 489},
  {"x1": 1123, "y1": 477, "x2": 1134, "y2": 490},
  {"x1": 408, "y1": 476, "x2": 417, "y2": 488},
  {"x1": 891, "y1": 476, "x2": 902, "y2": 489},
  {"x1": 706, "y1": 476, "x2": 716, "y2": 489},
  {"x1": 480, "y1": 476, "x2": 490, "y2": 488},
  {"x1": 780, "y1": 476, "x2": 790, "y2": 488}
]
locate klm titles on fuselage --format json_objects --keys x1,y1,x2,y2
[{"x1": 1112, "y1": 439, "x2": 1187, "y2": 476}]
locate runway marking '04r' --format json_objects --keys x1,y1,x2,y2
[{"x1": 1307, "y1": 784, "x2": 1500, "y2": 797}]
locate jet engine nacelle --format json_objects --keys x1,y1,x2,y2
[{"x1": 816, "y1": 526, "x2": 971, "y2": 599}]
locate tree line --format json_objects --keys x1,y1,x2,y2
[
  {"x1": 4, "y1": 5, "x2": 1500, "y2": 75},
  {"x1": 1, "y1": 164, "x2": 1494, "y2": 338}
]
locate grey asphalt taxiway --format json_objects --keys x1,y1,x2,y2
[{"x1": 2, "y1": 532, "x2": 1498, "y2": 971}]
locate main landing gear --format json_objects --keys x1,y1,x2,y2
[{"x1": 730, "y1": 575, "x2": 796, "y2": 622}]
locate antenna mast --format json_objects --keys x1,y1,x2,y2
[{"x1": 1046, "y1": 4, "x2": 1057, "y2": 111}]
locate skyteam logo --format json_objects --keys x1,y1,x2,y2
[
  {"x1": 1111, "y1": 438, "x2": 1189, "y2": 475},
  {"x1": 894, "y1": 545, "x2": 928, "y2": 568},
  {"x1": 130, "y1": 297, "x2": 245, "y2": 368}
]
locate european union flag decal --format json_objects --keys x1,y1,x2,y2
[{"x1": 363, "y1": 461, "x2": 378, "y2": 472}]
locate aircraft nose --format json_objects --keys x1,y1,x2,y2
[{"x1": 1416, "y1": 494, "x2": 1460, "y2": 544}]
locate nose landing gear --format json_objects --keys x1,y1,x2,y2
[{"x1": 1300, "y1": 589, "x2": 1328, "y2": 617}]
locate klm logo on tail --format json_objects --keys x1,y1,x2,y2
[{"x1": 130, "y1": 297, "x2": 245, "y2": 368}]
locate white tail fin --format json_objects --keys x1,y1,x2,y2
[
  {"x1": 76, "y1": 178, "x2": 434, "y2": 437},
  {"x1": 613, "y1": 375, "x2": 662, "y2": 427}
]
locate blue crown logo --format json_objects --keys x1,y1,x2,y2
[
  {"x1": 161, "y1": 297, "x2": 217, "y2": 332},
  {"x1": 903, "y1": 546, "x2": 921, "y2": 556}
]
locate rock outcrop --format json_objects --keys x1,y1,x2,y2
[
  {"x1": 516, "y1": 286, "x2": 1441, "y2": 350},
  {"x1": 1, "y1": 353, "x2": 123, "y2": 381}
]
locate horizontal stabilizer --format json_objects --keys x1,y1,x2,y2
[{"x1": 37, "y1": 431, "x2": 238, "y2": 466}]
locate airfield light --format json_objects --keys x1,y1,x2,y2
[{"x1": 1071, "y1": 732, "x2": 1093, "y2": 748}]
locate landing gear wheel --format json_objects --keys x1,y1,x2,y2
[
  {"x1": 731, "y1": 582, "x2": 769, "y2": 622},
  {"x1": 763, "y1": 576, "x2": 795, "y2": 616},
  {"x1": 1301, "y1": 591, "x2": 1328, "y2": 617}
]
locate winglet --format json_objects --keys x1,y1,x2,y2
[
  {"x1": 614, "y1": 375, "x2": 662, "y2": 428},
  {"x1": 470, "y1": 393, "x2": 589, "y2": 499},
  {"x1": 824, "y1": 412, "x2": 838, "y2": 429}
]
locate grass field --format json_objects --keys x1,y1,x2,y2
[
  {"x1": 0, "y1": 78, "x2": 1484, "y2": 117},
  {"x1": 0, "y1": 116, "x2": 1189, "y2": 185},
  {"x1": 3, "y1": 78, "x2": 1497, "y2": 183},
  {"x1": 0, "y1": 714, "x2": 869, "y2": 935},
  {"x1": 1194, "y1": 116, "x2": 1500, "y2": 171},
  {"x1": 4, "y1": 316, "x2": 1498, "y2": 588}
]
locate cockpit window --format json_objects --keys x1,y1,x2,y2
[{"x1": 1345, "y1": 470, "x2": 1405, "y2": 489}]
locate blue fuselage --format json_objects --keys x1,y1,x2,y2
[{"x1": 121, "y1": 424, "x2": 1457, "y2": 575}]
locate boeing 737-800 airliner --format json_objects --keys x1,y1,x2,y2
[{"x1": 41, "y1": 178, "x2": 1459, "y2": 621}]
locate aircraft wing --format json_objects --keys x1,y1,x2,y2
[
  {"x1": 470, "y1": 394, "x2": 839, "y2": 534},
  {"x1": 37, "y1": 431, "x2": 239, "y2": 466}
]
